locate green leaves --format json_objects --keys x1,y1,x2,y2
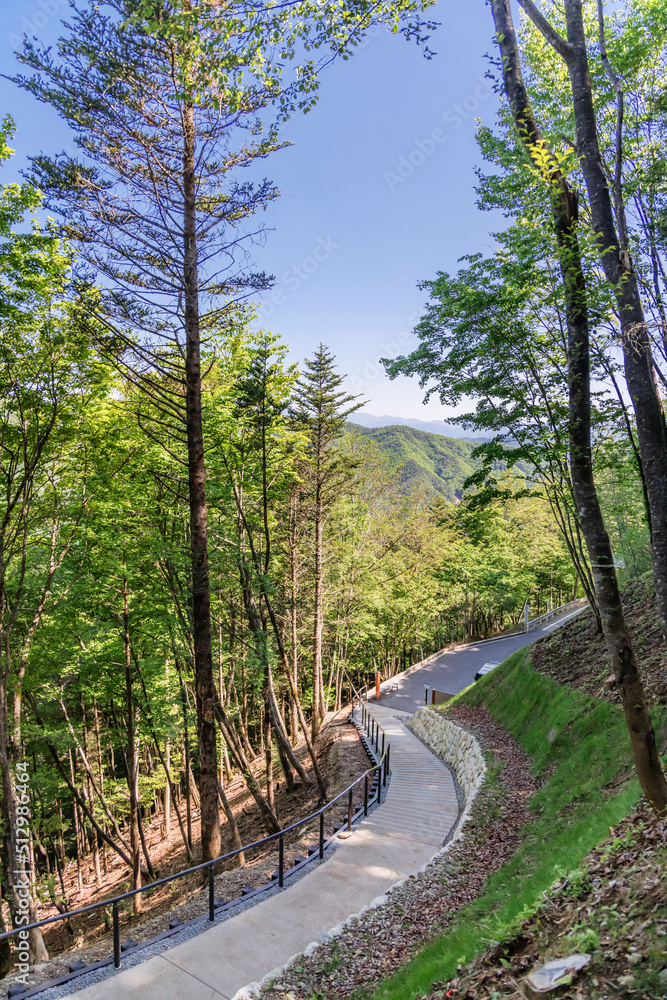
[{"x1": 127, "y1": 0, "x2": 436, "y2": 120}]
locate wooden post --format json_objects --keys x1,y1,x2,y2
[{"x1": 375, "y1": 671, "x2": 381, "y2": 701}]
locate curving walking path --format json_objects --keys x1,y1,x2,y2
[{"x1": 70, "y1": 704, "x2": 458, "y2": 1000}]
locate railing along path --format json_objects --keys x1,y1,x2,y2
[
  {"x1": 524, "y1": 597, "x2": 587, "y2": 631},
  {"x1": 0, "y1": 698, "x2": 389, "y2": 994}
]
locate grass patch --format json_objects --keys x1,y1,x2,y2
[{"x1": 372, "y1": 648, "x2": 667, "y2": 1000}]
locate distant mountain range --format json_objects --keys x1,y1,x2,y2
[
  {"x1": 351, "y1": 411, "x2": 489, "y2": 441},
  {"x1": 346, "y1": 422, "x2": 496, "y2": 501}
]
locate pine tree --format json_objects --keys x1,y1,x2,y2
[
  {"x1": 13, "y1": 1, "x2": 283, "y2": 863},
  {"x1": 290, "y1": 345, "x2": 362, "y2": 737}
]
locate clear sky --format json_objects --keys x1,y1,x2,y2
[{"x1": 0, "y1": 0, "x2": 504, "y2": 421}]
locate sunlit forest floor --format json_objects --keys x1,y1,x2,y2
[
  {"x1": 432, "y1": 797, "x2": 667, "y2": 1000},
  {"x1": 22, "y1": 706, "x2": 370, "y2": 990}
]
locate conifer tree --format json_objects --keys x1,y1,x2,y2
[
  {"x1": 291, "y1": 345, "x2": 362, "y2": 736},
  {"x1": 13, "y1": 0, "x2": 282, "y2": 862}
]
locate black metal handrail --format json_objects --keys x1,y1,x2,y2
[{"x1": 0, "y1": 705, "x2": 392, "y2": 979}]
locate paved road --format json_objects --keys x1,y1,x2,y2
[{"x1": 376, "y1": 605, "x2": 589, "y2": 714}]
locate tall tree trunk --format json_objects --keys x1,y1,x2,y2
[
  {"x1": 493, "y1": 0, "x2": 667, "y2": 814},
  {"x1": 219, "y1": 606, "x2": 234, "y2": 784},
  {"x1": 158, "y1": 742, "x2": 193, "y2": 863},
  {"x1": 263, "y1": 713, "x2": 275, "y2": 812},
  {"x1": 217, "y1": 780, "x2": 244, "y2": 866},
  {"x1": 231, "y1": 481, "x2": 317, "y2": 792},
  {"x1": 133, "y1": 654, "x2": 194, "y2": 862},
  {"x1": 59, "y1": 697, "x2": 131, "y2": 856},
  {"x1": 163, "y1": 736, "x2": 171, "y2": 837},
  {"x1": 312, "y1": 486, "x2": 324, "y2": 737},
  {"x1": 0, "y1": 656, "x2": 48, "y2": 965},
  {"x1": 289, "y1": 492, "x2": 300, "y2": 743},
  {"x1": 182, "y1": 98, "x2": 221, "y2": 864},
  {"x1": 0, "y1": 888, "x2": 11, "y2": 979},
  {"x1": 69, "y1": 750, "x2": 83, "y2": 891},
  {"x1": 136, "y1": 779, "x2": 155, "y2": 881},
  {"x1": 175, "y1": 660, "x2": 194, "y2": 853},
  {"x1": 213, "y1": 702, "x2": 280, "y2": 834},
  {"x1": 123, "y1": 566, "x2": 142, "y2": 913},
  {"x1": 518, "y1": 0, "x2": 667, "y2": 640}
]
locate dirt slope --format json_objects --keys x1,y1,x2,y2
[
  {"x1": 430, "y1": 800, "x2": 667, "y2": 1000},
  {"x1": 531, "y1": 581, "x2": 667, "y2": 707}
]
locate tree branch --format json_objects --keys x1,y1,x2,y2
[
  {"x1": 596, "y1": 0, "x2": 629, "y2": 258},
  {"x1": 516, "y1": 0, "x2": 573, "y2": 61}
]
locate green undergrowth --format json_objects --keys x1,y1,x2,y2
[{"x1": 371, "y1": 648, "x2": 667, "y2": 1000}]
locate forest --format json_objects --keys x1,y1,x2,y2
[{"x1": 1, "y1": 0, "x2": 666, "y2": 988}]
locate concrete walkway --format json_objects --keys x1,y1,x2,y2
[{"x1": 71, "y1": 704, "x2": 458, "y2": 1000}]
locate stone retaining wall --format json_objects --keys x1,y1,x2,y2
[
  {"x1": 407, "y1": 707, "x2": 485, "y2": 814},
  {"x1": 238, "y1": 710, "x2": 487, "y2": 999}
]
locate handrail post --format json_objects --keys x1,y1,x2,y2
[
  {"x1": 208, "y1": 864, "x2": 215, "y2": 921},
  {"x1": 378, "y1": 766, "x2": 382, "y2": 805},
  {"x1": 112, "y1": 901, "x2": 120, "y2": 968},
  {"x1": 386, "y1": 743, "x2": 390, "y2": 782},
  {"x1": 347, "y1": 789, "x2": 353, "y2": 832},
  {"x1": 319, "y1": 811, "x2": 324, "y2": 859},
  {"x1": 364, "y1": 773, "x2": 368, "y2": 816},
  {"x1": 381, "y1": 732, "x2": 385, "y2": 759},
  {"x1": 279, "y1": 833, "x2": 284, "y2": 888}
]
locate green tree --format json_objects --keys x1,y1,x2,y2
[
  {"x1": 290, "y1": 345, "x2": 362, "y2": 737},
  {"x1": 387, "y1": 0, "x2": 667, "y2": 813},
  {"x1": 14, "y1": 0, "x2": 286, "y2": 863},
  {"x1": 0, "y1": 117, "x2": 113, "y2": 965},
  {"x1": 516, "y1": 0, "x2": 667, "y2": 641}
]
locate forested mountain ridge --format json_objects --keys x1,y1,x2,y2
[
  {"x1": 350, "y1": 411, "x2": 489, "y2": 440},
  {"x1": 345, "y1": 423, "x2": 497, "y2": 501}
]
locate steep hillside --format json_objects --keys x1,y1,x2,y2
[
  {"x1": 531, "y1": 580, "x2": 667, "y2": 706},
  {"x1": 346, "y1": 423, "x2": 483, "y2": 500}
]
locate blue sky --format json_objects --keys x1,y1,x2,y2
[{"x1": 0, "y1": 0, "x2": 504, "y2": 421}]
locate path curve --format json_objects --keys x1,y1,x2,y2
[
  {"x1": 66, "y1": 704, "x2": 457, "y2": 1000},
  {"x1": 45, "y1": 610, "x2": 583, "y2": 1000},
  {"x1": 376, "y1": 603, "x2": 589, "y2": 714}
]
